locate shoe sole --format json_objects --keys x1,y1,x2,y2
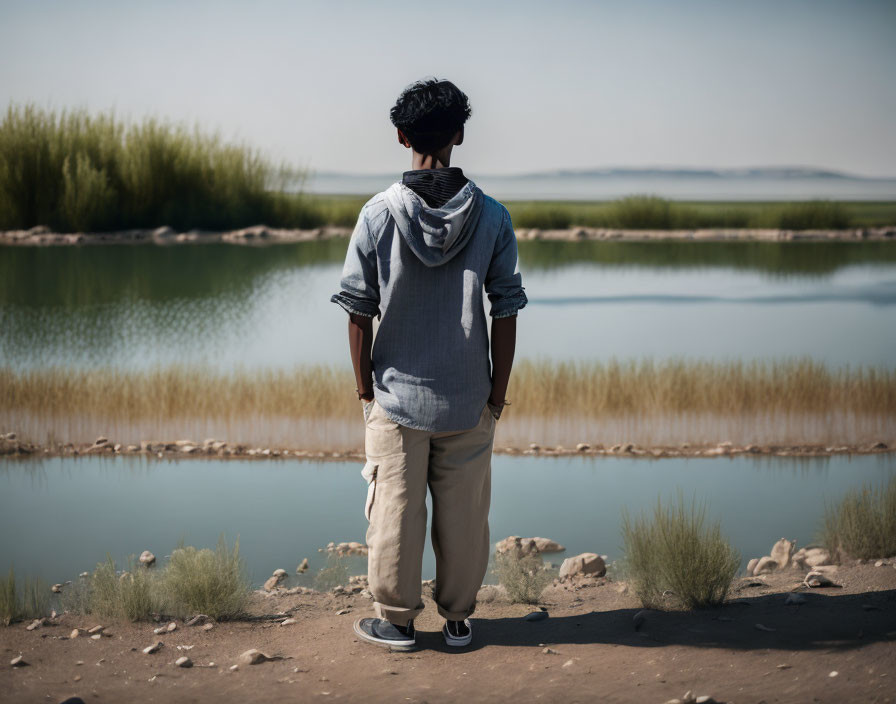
[
  {"x1": 442, "y1": 622, "x2": 472, "y2": 647},
  {"x1": 353, "y1": 618, "x2": 416, "y2": 651}
]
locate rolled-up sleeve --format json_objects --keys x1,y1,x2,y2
[
  {"x1": 330, "y1": 206, "x2": 381, "y2": 318},
  {"x1": 485, "y1": 208, "x2": 528, "y2": 318}
]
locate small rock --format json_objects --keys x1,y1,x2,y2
[
  {"x1": 524, "y1": 610, "x2": 549, "y2": 622},
  {"x1": 558, "y1": 552, "x2": 606, "y2": 579},
  {"x1": 70, "y1": 628, "x2": 85, "y2": 638},
  {"x1": 805, "y1": 571, "x2": 840, "y2": 588},
  {"x1": 87, "y1": 625, "x2": 104, "y2": 635},
  {"x1": 575, "y1": 443, "x2": 590, "y2": 452},
  {"x1": 202, "y1": 623, "x2": 214, "y2": 631},
  {"x1": 336, "y1": 608, "x2": 350, "y2": 615},
  {"x1": 753, "y1": 556, "x2": 779, "y2": 575},
  {"x1": 90, "y1": 634, "x2": 102, "y2": 640},
  {"x1": 296, "y1": 558, "x2": 309, "y2": 574},
  {"x1": 280, "y1": 618, "x2": 297, "y2": 626},
  {"x1": 770, "y1": 538, "x2": 795, "y2": 570},
  {"x1": 139, "y1": 550, "x2": 156, "y2": 567},
  {"x1": 874, "y1": 560, "x2": 887, "y2": 567},
  {"x1": 51, "y1": 583, "x2": 63, "y2": 593},
  {"x1": 229, "y1": 664, "x2": 239, "y2": 672},
  {"x1": 542, "y1": 647, "x2": 558, "y2": 654},
  {"x1": 633, "y1": 610, "x2": 648, "y2": 631},
  {"x1": 746, "y1": 558, "x2": 759, "y2": 575},
  {"x1": 176, "y1": 656, "x2": 193, "y2": 668},
  {"x1": 26, "y1": 618, "x2": 45, "y2": 631},
  {"x1": 239, "y1": 649, "x2": 273, "y2": 665},
  {"x1": 263, "y1": 576, "x2": 282, "y2": 591},
  {"x1": 10, "y1": 655, "x2": 27, "y2": 667},
  {"x1": 73, "y1": 674, "x2": 81, "y2": 681},
  {"x1": 829, "y1": 670, "x2": 839, "y2": 677},
  {"x1": 143, "y1": 641, "x2": 163, "y2": 654}
]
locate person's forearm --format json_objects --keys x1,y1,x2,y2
[
  {"x1": 348, "y1": 313, "x2": 374, "y2": 401},
  {"x1": 489, "y1": 315, "x2": 517, "y2": 406}
]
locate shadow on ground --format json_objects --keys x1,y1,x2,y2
[{"x1": 416, "y1": 589, "x2": 896, "y2": 654}]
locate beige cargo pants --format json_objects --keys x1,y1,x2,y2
[{"x1": 361, "y1": 398, "x2": 496, "y2": 627}]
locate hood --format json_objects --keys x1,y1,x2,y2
[{"x1": 383, "y1": 179, "x2": 484, "y2": 267}]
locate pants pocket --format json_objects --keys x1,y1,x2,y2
[{"x1": 361, "y1": 460, "x2": 378, "y2": 521}]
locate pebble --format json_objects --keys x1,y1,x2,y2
[
  {"x1": 143, "y1": 641, "x2": 163, "y2": 654},
  {"x1": 524, "y1": 610, "x2": 549, "y2": 622},
  {"x1": 51, "y1": 583, "x2": 63, "y2": 593},
  {"x1": 10, "y1": 655, "x2": 27, "y2": 667},
  {"x1": 26, "y1": 618, "x2": 45, "y2": 631},
  {"x1": 829, "y1": 670, "x2": 839, "y2": 677},
  {"x1": 542, "y1": 647, "x2": 558, "y2": 654},
  {"x1": 73, "y1": 674, "x2": 81, "y2": 681},
  {"x1": 336, "y1": 609, "x2": 350, "y2": 615},
  {"x1": 229, "y1": 664, "x2": 239, "y2": 672},
  {"x1": 87, "y1": 625, "x2": 104, "y2": 634},
  {"x1": 202, "y1": 623, "x2": 215, "y2": 631},
  {"x1": 90, "y1": 634, "x2": 102, "y2": 640},
  {"x1": 633, "y1": 609, "x2": 648, "y2": 631},
  {"x1": 139, "y1": 550, "x2": 156, "y2": 566},
  {"x1": 176, "y1": 656, "x2": 193, "y2": 668},
  {"x1": 239, "y1": 649, "x2": 273, "y2": 665},
  {"x1": 280, "y1": 618, "x2": 297, "y2": 626}
]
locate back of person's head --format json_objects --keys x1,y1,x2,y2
[{"x1": 390, "y1": 78, "x2": 472, "y2": 154}]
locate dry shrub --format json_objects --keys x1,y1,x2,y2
[
  {"x1": 1, "y1": 567, "x2": 49, "y2": 625},
  {"x1": 621, "y1": 491, "x2": 740, "y2": 609},
  {"x1": 492, "y1": 551, "x2": 556, "y2": 604},
  {"x1": 821, "y1": 475, "x2": 896, "y2": 562},
  {"x1": 162, "y1": 536, "x2": 250, "y2": 620}
]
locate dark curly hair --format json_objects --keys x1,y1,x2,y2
[{"x1": 389, "y1": 78, "x2": 472, "y2": 154}]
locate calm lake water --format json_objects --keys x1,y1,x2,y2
[
  {"x1": 1, "y1": 453, "x2": 893, "y2": 588},
  {"x1": 2, "y1": 241, "x2": 895, "y2": 371}
]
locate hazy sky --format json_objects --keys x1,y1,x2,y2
[{"x1": 2, "y1": 0, "x2": 894, "y2": 177}]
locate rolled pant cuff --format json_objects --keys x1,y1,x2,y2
[
  {"x1": 436, "y1": 602, "x2": 477, "y2": 622},
  {"x1": 374, "y1": 601, "x2": 423, "y2": 627}
]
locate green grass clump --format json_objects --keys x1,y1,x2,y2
[
  {"x1": 0, "y1": 103, "x2": 324, "y2": 232},
  {"x1": 87, "y1": 556, "x2": 158, "y2": 621},
  {"x1": 1, "y1": 568, "x2": 50, "y2": 625},
  {"x1": 162, "y1": 536, "x2": 250, "y2": 620},
  {"x1": 313, "y1": 554, "x2": 349, "y2": 592},
  {"x1": 820, "y1": 476, "x2": 896, "y2": 562},
  {"x1": 621, "y1": 492, "x2": 740, "y2": 609},
  {"x1": 492, "y1": 551, "x2": 556, "y2": 604}
]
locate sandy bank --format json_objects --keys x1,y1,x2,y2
[
  {"x1": 1, "y1": 563, "x2": 894, "y2": 703},
  {"x1": 3, "y1": 224, "x2": 896, "y2": 246}
]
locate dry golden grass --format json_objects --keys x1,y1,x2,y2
[{"x1": 2, "y1": 358, "x2": 893, "y2": 425}]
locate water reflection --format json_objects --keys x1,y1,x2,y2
[
  {"x1": 1, "y1": 240, "x2": 895, "y2": 369},
  {"x1": 0, "y1": 453, "x2": 892, "y2": 588}
]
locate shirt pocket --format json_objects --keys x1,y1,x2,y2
[{"x1": 361, "y1": 460, "x2": 378, "y2": 522}]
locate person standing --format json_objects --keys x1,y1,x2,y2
[{"x1": 331, "y1": 78, "x2": 527, "y2": 650}]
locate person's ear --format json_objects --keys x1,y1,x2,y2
[
  {"x1": 397, "y1": 128, "x2": 411, "y2": 148},
  {"x1": 454, "y1": 128, "x2": 464, "y2": 146}
]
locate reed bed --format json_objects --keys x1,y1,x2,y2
[
  {"x1": 3, "y1": 104, "x2": 893, "y2": 233},
  {"x1": 0, "y1": 103, "x2": 319, "y2": 232},
  {"x1": 2, "y1": 358, "x2": 893, "y2": 423}
]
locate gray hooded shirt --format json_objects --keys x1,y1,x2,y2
[{"x1": 330, "y1": 179, "x2": 527, "y2": 432}]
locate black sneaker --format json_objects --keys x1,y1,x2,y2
[
  {"x1": 353, "y1": 617, "x2": 415, "y2": 650},
  {"x1": 442, "y1": 618, "x2": 472, "y2": 647}
]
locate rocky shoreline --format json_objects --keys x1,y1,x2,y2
[
  {"x1": 2, "y1": 224, "x2": 896, "y2": 246},
  {"x1": 0, "y1": 432, "x2": 891, "y2": 461}
]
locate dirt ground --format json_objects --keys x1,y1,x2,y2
[{"x1": 2, "y1": 564, "x2": 895, "y2": 704}]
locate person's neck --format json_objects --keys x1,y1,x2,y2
[{"x1": 410, "y1": 148, "x2": 453, "y2": 170}]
